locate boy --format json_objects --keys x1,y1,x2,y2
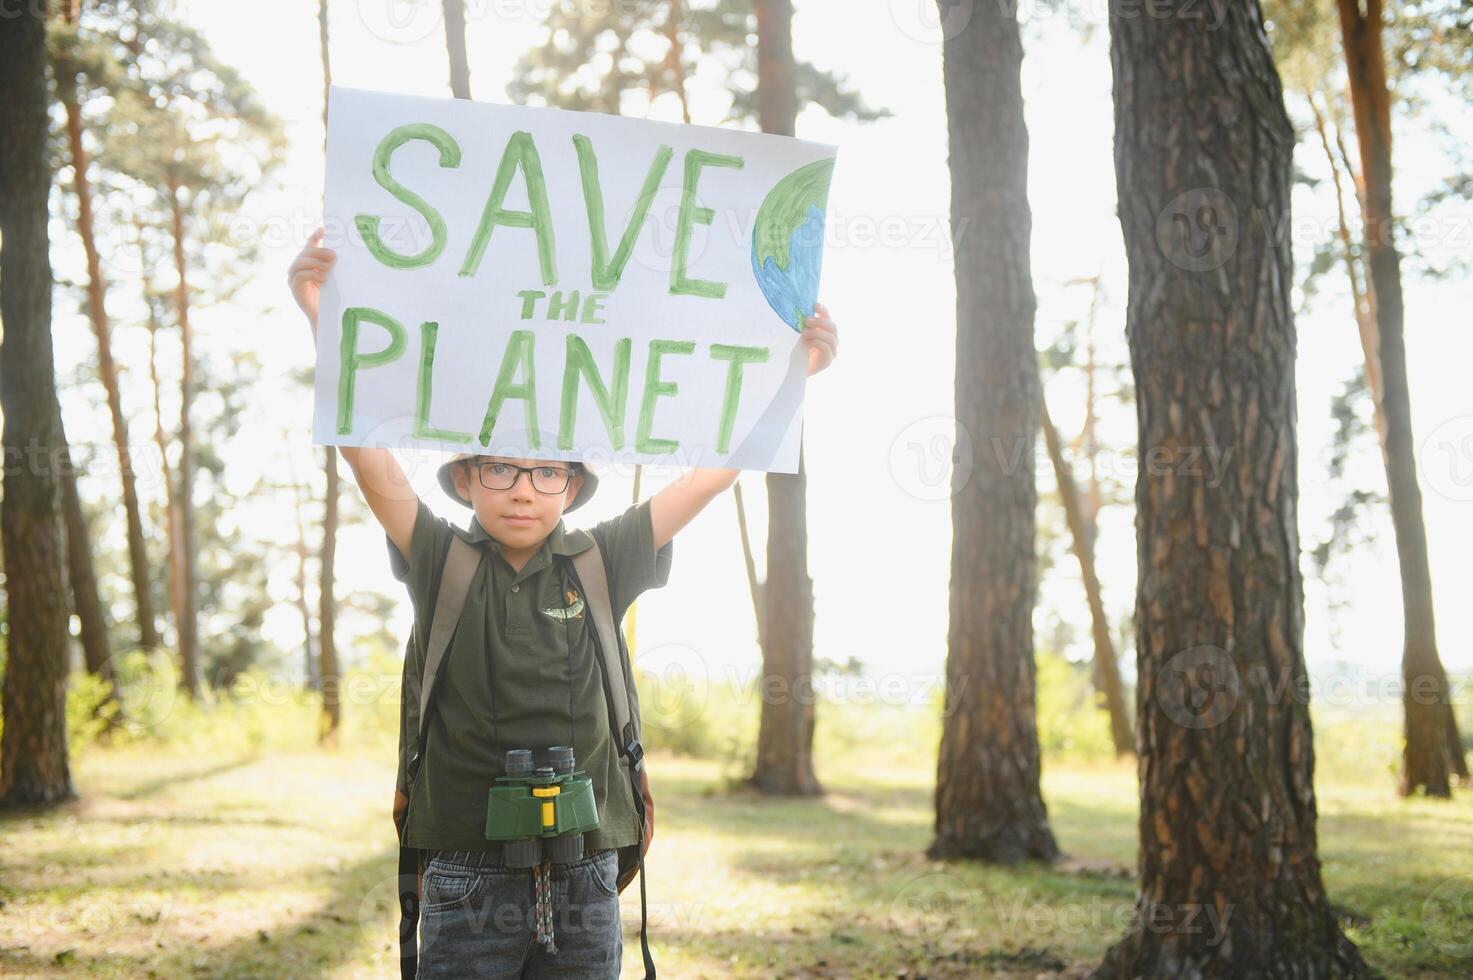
[{"x1": 289, "y1": 229, "x2": 838, "y2": 977}]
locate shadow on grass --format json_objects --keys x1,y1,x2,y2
[
  {"x1": 663, "y1": 766, "x2": 1136, "y2": 877},
  {"x1": 115, "y1": 754, "x2": 261, "y2": 801},
  {"x1": 642, "y1": 921, "x2": 1088, "y2": 979},
  {"x1": 0, "y1": 841, "x2": 401, "y2": 979}
]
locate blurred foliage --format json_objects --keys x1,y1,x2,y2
[
  {"x1": 57, "y1": 644, "x2": 402, "y2": 758},
  {"x1": 509, "y1": 0, "x2": 887, "y2": 125}
]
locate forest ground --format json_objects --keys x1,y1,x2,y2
[{"x1": 1, "y1": 690, "x2": 1470, "y2": 978}]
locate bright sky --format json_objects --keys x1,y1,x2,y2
[{"x1": 48, "y1": 0, "x2": 1472, "y2": 701}]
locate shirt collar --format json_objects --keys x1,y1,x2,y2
[{"x1": 455, "y1": 513, "x2": 595, "y2": 557}]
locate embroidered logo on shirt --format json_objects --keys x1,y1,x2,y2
[{"x1": 540, "y1": 588, "x2": 585, "y2": 621}]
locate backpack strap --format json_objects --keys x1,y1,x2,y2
[
  {"x1": 417, "y1": 535, "x2": 483, "y2": 745},
  {"x1": 399, "y1": 532, "x2": 483, "y2": 980},
  {"x1": 569, "y1": 537, "x2": 656, "y2": 979},
  {"x1": 572, "y1": 541, "x2": 644, "y2": 774}
]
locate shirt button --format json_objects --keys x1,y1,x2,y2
[{"x1": 511, "y1": 584, "x2": 520, "y2": 593}]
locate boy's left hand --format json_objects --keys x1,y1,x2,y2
[
  {"x1": 801, "y1": 301, "x2": 838, "y2": 377},
  {"x1": 617, "y1": 768, "x2": 655, "y2": 894}
]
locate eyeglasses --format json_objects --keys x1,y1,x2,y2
[{"x1": 468, "y1": 460, "x2": 576, "y2": 495}]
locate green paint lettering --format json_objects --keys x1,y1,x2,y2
[
  {"x1": 355, "y1": 123, "x2": 461, "y2": 269},
  {"x1": 670, "y1": 149, "x2": 745, "y2": 299},
  {"x1": 414, "y1": 321, "x2": 472, "y2": 443},
  {"x1": 337, "y1": 307, "x2": 408, "y2": 434},
  {"x1": 477, "y1": 329, "x2": 539, "y2": 447},
  {"x1": 559, "y1": 335, "x2": 632, "y2": 450},
  {"x1": 636, "y1": 339, "x2": 696, "y2": 454},
  {"x1": 517, "y1": 290, "x2": 545, "y2": 319},
  {"x1": 547, "y1": 290, "x2": 580, "y2": 321},
  {"x1": 574, "y1": 134, "x2": 673, "y2": 291},
  {"x1": 580, "y1": 293, "x2": 607, "y2": 324},
  {"x1": 708, "y1": 344, "x2": 770, "y2": 453},
  {"x1": 460, "y1": 131, "x2": 557, "y2": 285}
]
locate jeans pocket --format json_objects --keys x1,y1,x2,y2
[
  {"x1": 422, "y1": 866, "x2": 478, "y2": 915},
  {"x1": 584, "y1": 849, "x2": 619, "y2": 899}
]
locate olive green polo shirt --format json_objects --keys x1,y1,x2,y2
[{"x1": 390, "y1": 495, "x2": 671, "y2": 853}]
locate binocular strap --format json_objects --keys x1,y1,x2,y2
[{"x1": 533, "y1": 858, "x2": 559, "y2": 953}]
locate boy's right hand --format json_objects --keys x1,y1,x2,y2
[{"x1": 288, "y1": 226, "x2": 336, "y2": 338}]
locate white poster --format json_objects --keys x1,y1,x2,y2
[{"x1": 313, "y1": 86, "x2": 837, "y2": 473}]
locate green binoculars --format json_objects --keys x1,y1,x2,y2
[{"x1": 485, "y1": 746, "x2": 600, "y2": 867}]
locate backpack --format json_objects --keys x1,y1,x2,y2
[{"x1": 395, "y1": 530, "x2": 656, "y2": 979}]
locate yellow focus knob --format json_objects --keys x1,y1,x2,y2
[{"x1": 532, "y1": 786, "x2": 561, "y2": 829}]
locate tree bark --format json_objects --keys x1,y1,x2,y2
[
  {"x1": 292, "y1": 475, "x2": 319, "y2": 692},
  {"x1": 59, "y1": 434, "x2": 117, "y2": 697},
  {"x1": 1307, "y1": 94, "x2": 1385, "y2": 447},
  {"x1": 444, "y1": 0, "x2": 471, "y2": 99},
  {"x1": 1335, "y1": 0, "x2": 1466, "y2": 796},
  {"x1": 0, "y1": 6, "x2": 78, "y2": 808},
  {"x1": 1041, "y1": 398, "x2": 1133, "y2": 756},
  {"x1": 1093, "y1": 2, "x2": 1375, "y2": 974},
  {"x1": 663, "y1": 0, "x2": 692, "y2": 124},
  {"x1": 317, "y1": 0, "x2": 341, "y2": 739},
  {"x1": 319, "y1": 449, "x2": 341, "y2": 743},
  {"x1": 140, "y1": 242, "x2": 186, "y2": 682},
  {"x1": 747, "y1": 0, "x2": 821, "y2": 798},
  {"x1": 168, "y1": 180, "x2": 201, "y2": 697},
  {"x1": 1074, "y1": 284, "x2": 1133, "y2": 753},
  {"x1": 56, "y1": 0, "x2": 161, "y2": 651},
  {"x1": 928, "y1": 0, "x2": 1059, "y2": 864}
]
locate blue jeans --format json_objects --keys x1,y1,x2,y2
[{"x1": 416, "y1": 847, "x2": 623, "y2": 978}]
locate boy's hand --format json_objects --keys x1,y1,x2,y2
[
  {"x1": 801, "y1": 301, "x2": 838, "y2": 377},
  {"x1": 392, "y1": 788, "x2": 408, "y2": 837},
  {"x1": 616, "y1": 768, "x2": 655, "y2": 894},
  {"x1": 288, "y1": 226, "x2": 336, "y2": 341}
]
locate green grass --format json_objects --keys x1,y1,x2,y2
[{"x1": 1, "y1": 687, "x2": 1470, "y2": 977}]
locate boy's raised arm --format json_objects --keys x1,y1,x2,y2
[
  {"x1": 289, "y1": 229, "x2": 419, "y2": 558},
  {"x1": 650, "y1": 467, "x2": 740, "y2": 552}
]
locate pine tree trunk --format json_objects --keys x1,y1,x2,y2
[
  {"x1": 1041, "y1": 399, "x2": 1133, "y2": 756},
  {"x1": 1093, "y1": 2, "x2": 1375, "y2": 974},
  {"x1": 1076, "y1": 291, "x2": 1133, "y2": 755},
  {"x1": 144, "y1": 301, "x2": 187, "y2": 680},
  {"x1": 444, "y1": 0, "x2": 471, "y2": 99},
  {"x1": 56, "y1": 0, "x2": 161, "y2": 651},
  {"x1": 319, "y1": 449, "x2": 341, "y2": 743},
  {"x1": 928, "y1": 0, "x2": 1059, "y2": 864},
  {"x1": 752, "y1": 449, "x2": 821, "y2": 795},
  {"x1": 294, "y1": 480, "x2": 319, "y2": 692},
  {"x1": 0, "y1": 7, "x2": 78, "y2": 808},
  {"x1": 318, "y1": 0, "x2": 340, "y2": 738},
  {"x1": 1334, "y1": 0, "x2": 1466, "y2": 796},
  {"x1": 747, "y1": 0, "x2": 821, "y2": 798},
  {"x1": 1308, "y1": 96, "x2": 1386, "y2": 447},
  {"x1": 59, "y1": 435, "x2": 116, "y2": 689},
  {"x1": 169, "y1": 181, "x2": 201, "y2": 697}
]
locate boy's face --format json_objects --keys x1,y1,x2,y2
[{"x1": 451, "y1": 455, "x2": 584, "y2": 551}]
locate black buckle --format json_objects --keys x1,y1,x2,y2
[{"x1": 622, "y1": 722, "x2": 643, "y2": 765}]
